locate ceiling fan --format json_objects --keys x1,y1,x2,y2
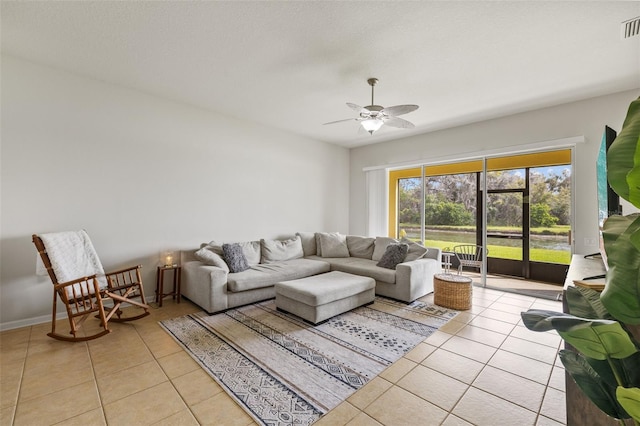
[{"x1": 324, "y1": 78, "x2": 419, "y2": 135}]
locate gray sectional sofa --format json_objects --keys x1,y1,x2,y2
[{"x1": 180, "y1": 232, "x2": 442, "y2": 314}]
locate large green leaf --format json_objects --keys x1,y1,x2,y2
[
  {"x1": 521, "y1": 310, "x2": 637, "y2": 359},
  {"x1": 601, "y1": 214, "x2": 640, "y2": 324},
  {"x1": 585, "y1": 352, "x2": 640, "y2": 389},
  {"x1": 617, "y1": 387, "x2": 640, "y2": 422},
  {"x1": 560, "y1": 350, "x2": 630, "y2": 419},
  {"x1": 608, "y1": 96, "x2": 640, "y2": 206},
  {"x1": 565, "y1": 285, "x2": 612, "y2": 319}
]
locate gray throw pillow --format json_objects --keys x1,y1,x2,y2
[
  {"x1": 206, "y1": 240, "x2": 261, "y2": 265},
  {"x1": 222, "y1": 243, "x2": 250, "y2": 273},
  {"x1": 376, "y1": 243, "x2": 409, "y2": 269},
  {"x1": 194, "y1": 247, "x2": 230, "y2": 272}
]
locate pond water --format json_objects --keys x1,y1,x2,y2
[{"x1": 403, "y1": 228, "x2": 571, "y2": 251}]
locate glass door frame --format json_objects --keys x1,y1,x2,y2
[{"x1": 389, "y1": 147, "x2": 575, "y2": 286}]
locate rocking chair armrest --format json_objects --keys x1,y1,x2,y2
[
  {"x1": 105, "y1": 265, "x2": 142, "y2": 277},
  {"x1": 53, "y1": 274, "x2": 98, "y2": 288},
  {"x1": 53, "y1": 275, "x2": 102, "y2": 300}
]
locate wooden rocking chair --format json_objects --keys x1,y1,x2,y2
[{"x1": 33, "y1": 231, "x2": 150, "y2": 342}]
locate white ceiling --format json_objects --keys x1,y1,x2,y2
[{"x1": 2, "y1": 1, "x2": 639, "y2": 148}]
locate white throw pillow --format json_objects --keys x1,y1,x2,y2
[
  {"x1": 346, "y1": 235, "x2": 375, "y2": 259},
  {"x1": 194, "y1": 247, "x2": 230, "y2": 272},
  {"x1": 205, "y1": 240, "x2": 261, "y2": 265},
  {"x1": 261, "y1": 236, "x2": 304, "y2": 263},
  {"x1": 296, "y1": 232, "x2": 317, "y2": 256},
  {"x1": 401, "y1": 238, "x2": 428, "y2": 262},
  {"x1": 318, "y1": 232, "x2": 350, "y2": 258},
  {"x1": 372, "y1": 237, "x2": 399, "y2": 261}
]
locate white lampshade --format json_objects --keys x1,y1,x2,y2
[{"x1": 360, "y1": 118, "x2": 384, "y2": 134}]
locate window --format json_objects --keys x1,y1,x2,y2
[{"x1": 389, "y1": 148, "x2": 572, "y2": 280}]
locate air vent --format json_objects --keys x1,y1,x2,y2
[{"x1": 621, "y1": 16, "x2": 640, "y2": 39}]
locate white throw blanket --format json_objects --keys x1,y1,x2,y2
[{"x1": 39, "y1": 230, "x2": 108, "y2": 297}]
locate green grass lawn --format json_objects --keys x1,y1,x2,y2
[{"x1": 424, "y1": 239, "x2": 571, "y2": 265}]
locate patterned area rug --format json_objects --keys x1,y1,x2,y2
[{"x1": 160, "y1": 297, "x2": 458, "y2": 426}]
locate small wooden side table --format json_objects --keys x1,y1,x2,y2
[{"x1": 156, "y1": 265, "x2": 181, "y2": 307}]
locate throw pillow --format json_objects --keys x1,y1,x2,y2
[
  {"x1": 203, "y1": 240, "x2": 223, "y2": 255},
  {"x1": 206, "y1": 240, "x2": 261, "y2": 265},
  {"x1": 296, "y1": 232, "x2": 317, "y2": 256},
  {"x1": 222, "y1": 243, "x2": 250, "y2": 273},
  {"x1": 315, "y1": 233, "x2": 323, "y2": 257},
  {"x1": 194, "y1": 247, "x2": 230, "y2": 272},
  {"x1": 346, "y1": 235, "x2": 375, "y2": 259},
  {"x1": 401, "y1": 238, "x2": 429, "y2": 262},
  {"x1": 376, "y1": 243, "x2": 409, "y2": 269},
  {"x1": 318, "y1": 232, "x2": 350, "y2": 258},
  {"x1": 372, "y1": 237, "x2": 399, "y2": 261},
  {"x1": 261, "y1": 236, "x2": 304, "y2": 263},
  {"x1": 238, "y1": 240, "x2": 261, "y2": 265}
]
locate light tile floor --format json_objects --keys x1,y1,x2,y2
[{"x1": 0, "y1": 286, "x2": 566, "y2": 425}]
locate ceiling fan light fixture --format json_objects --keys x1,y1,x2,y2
[{"x1": 361, "y1": 118, "x2": 384, "y2": 134}]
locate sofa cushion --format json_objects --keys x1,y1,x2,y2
[
  {"x1": 377, "y1": 243, "x2": 409, "y2": 269},
  {"x1": 346, "y1": 235, "x2": 375, "y2": 259},
  {"x1": 261, "y1": 236, "x2": 304, "y2": 264},
  {"x1": 296, "y1": 232, "x2": 317, "y2": 256},
  {"x1": 206, "y1": 240, "x2": 261, "y2": 265},
  {"x1": 318, "y1": 232, "x2": 349, "y2": 258},
  {"x1": 222, "y1": 243, "x2": 250, "y2": 273},
  {"x1": 402, "y1": 238, "x2": 429, "y2": 262},
  {"x1": 194, "y1": 247, "x2": 230, "y2": 272},
  {"x1": 372, "y1": 237, "x2": 399, "y2": 261},
  {"x1": 320, "y1": 257, "x2": 396, "y2": 284},
  {"x1": 227, "y1": 258, "x2": 330, "y2": 292},
  {"x1": 314, "y1": 232, "x2": 341, "y2": 257}
]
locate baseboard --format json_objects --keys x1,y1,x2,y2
[{"x1": 0, "y1": 296, "x2": 155, "y2": 332}]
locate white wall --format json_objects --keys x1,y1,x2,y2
[
  {"x1": 0, "y1": 55, "x2": 350, "y2": 329},
  {"x1": 349, "y1": 89, "x2": 640, "y2": 254}
]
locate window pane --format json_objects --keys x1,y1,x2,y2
[
  {"x1": 397, "y1": 177, "x2": 421, "y2": 241},
  {"x1": 487, "y1": 193, "x2": 523, "y2": 260},
  {"x1": 486, "y1": 169, "x2": 526, "y2": 190},
  {"x1": 529, "y1": 165, "x2": 572, "y2": 264},
  {"x1": 424, "y1": 173, "x2": 477, "y2": 251}
]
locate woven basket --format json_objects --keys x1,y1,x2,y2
[{"x1": 434, "y1": 273, "x2": 472, "y2": 310}]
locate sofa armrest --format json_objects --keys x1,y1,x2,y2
[
  {"x1": 395, "y1": 256, "x2": 443, "y2": 301},
  {"x1": 182, "y1": 260, "x2": 229, "y2": 313}
]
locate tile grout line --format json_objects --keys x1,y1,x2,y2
[{"x1": 133, "y1": 321, "x2": 200, "y2": 425}]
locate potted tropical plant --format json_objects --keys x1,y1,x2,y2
[{"x1": 521, "y1": 96, "x2": 640, "y2": 425}]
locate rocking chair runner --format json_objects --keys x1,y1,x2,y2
[{"x1": 33, "y1": 231, "x2": 150, "y2": 342}]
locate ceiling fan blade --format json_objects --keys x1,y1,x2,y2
[
  {"x1": 383, "y1": 116, "x2": 415, "y2": 129},
  {"x1": 381, "y1": 104, "x2": 419, "y2": 117},
  {"x1": 323, "y1": 118, "x2": 358, "y2": 125},
  {"x1": 347, "y1": 102, "x2": 370, "y2": 113}
]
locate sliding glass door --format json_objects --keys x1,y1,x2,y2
[{"x1": 391, "y1": 149, "x2": 573, "y2": 284}]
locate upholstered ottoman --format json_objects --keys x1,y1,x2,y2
[{"x1": 275, "y1": 271, "x2": 376, "y2": 324}]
